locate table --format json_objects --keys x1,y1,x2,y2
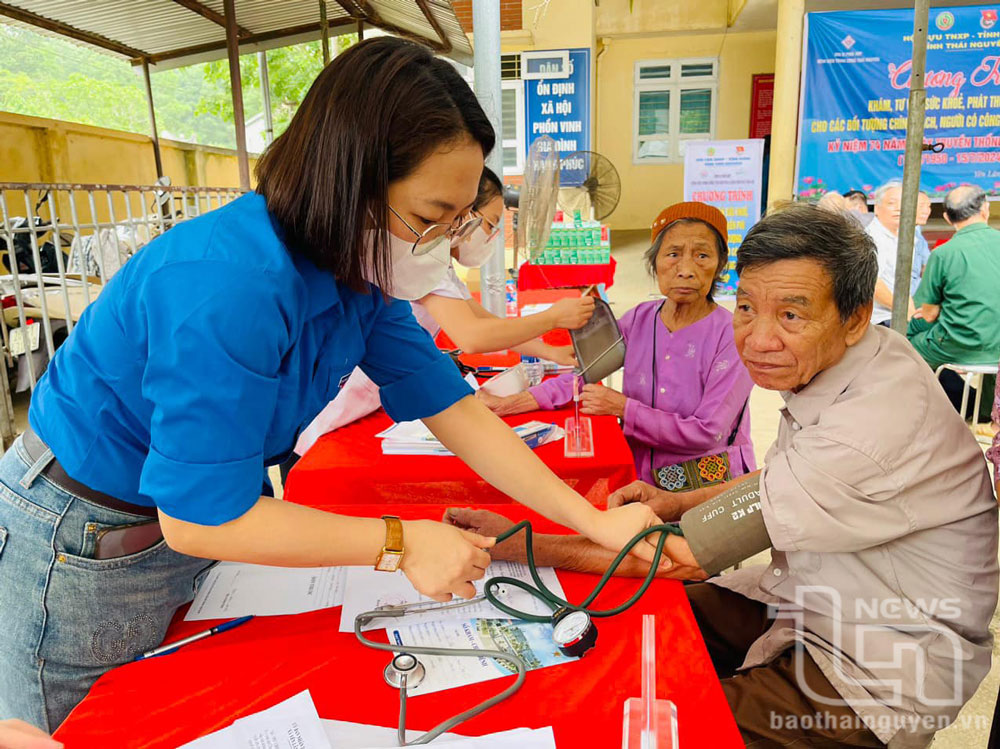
[
  {"x1": 517, "y1": 257, "x2": 617, "y2": 292},
  {"x1": 287, "y1": 286, "x2": 634, "y2": 506},
  {"x1": 53, "y1": 503, "x2": 744, "y2": 748},
  {"x1": 286, "y1": 407, "x2": 636, "y2": 507}
]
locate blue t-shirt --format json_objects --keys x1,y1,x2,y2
[{"x1": 29, "y1": 193, "x2": 471, "y2": 525}]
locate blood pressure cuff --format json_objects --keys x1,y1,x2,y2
[{"x1": 678, "y1": 474, "x2": 771, "y2": 577}]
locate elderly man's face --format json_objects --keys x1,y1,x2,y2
[
  {"x1": 916, "y1": 194, "x2": 931, "y2": 225},
  {"x1": 875, "y1": 186, "x2": 902, "y2": 235},
  {"x1": 733, "y1": 259, "x2": 870, "y2": 392}
]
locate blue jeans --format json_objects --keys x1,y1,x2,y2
[{"x1": 0, "y1": 435, "x2": 214, "y2": 731}]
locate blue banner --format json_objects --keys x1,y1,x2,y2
[
  {"x1": 524, "y1": 48, "x2": 591, "y2": 186},
  {"x1": 798, "y1": 6, "x2": 1000, "y2": 200}
]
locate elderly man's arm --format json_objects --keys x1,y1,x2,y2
[
  {"x1": 875, "y1": 279, "x2": 917, "y2": 318},
  {"x1": 443, "y1": 508, "x2": 705, "y2": 580},
  {"x1": 608, "y1": 471, "x2": 763, "y2": 521}
]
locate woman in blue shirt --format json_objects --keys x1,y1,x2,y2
[{"x1": 0, "y1": 38, "x2": 658, "y2": 731}]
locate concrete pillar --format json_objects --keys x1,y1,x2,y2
[
  {"x1": 473, "y1": 0, "x2": 505, "y2": 317},
  {"x1": 767, "y1": 0, "x2": 805, "y2": 207}
]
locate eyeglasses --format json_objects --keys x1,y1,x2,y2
[
  {"x1": 388, "y1": 204, "x2": 483, "y2": 256},
  {"x1": 474, "y1": 210, "x2": 502, "y2": 243}
]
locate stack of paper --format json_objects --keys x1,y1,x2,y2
[
  {"x1": 325, "y1": 721, "x2": 556, "y2": 748},
  {"x1": 185, "y1": 563, "x2": 345, "y2": 621},
  {"x1": 181, "y1": 691, "x2": 331, "y2": 749},
  {"x1": 377, "y1": 419, "x2": 563, "y2": 456},
  {"x1": 180, "y1": 689, "x2": 557, "y2": 749}
]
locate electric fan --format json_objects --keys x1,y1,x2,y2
[{"x1": 557, "y1": 150, "x2": 622, "y2": 222}]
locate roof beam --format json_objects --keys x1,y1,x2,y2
[
  {"x1": 0, "y1": 1, "x2": 146, "y2": 57},
  {"x1": 170, "y1": 0, "x2": 253, "y2": 38},
  {"x1": 134, "y1": 19, "x2": 356, "y2": 65},
  {"x1": 415, "y1": 0, "x2": 451, "y2": 52}
]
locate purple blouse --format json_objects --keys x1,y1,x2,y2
[{"x1": 530, "y1": 301, "x2": 756, "y2": 486}]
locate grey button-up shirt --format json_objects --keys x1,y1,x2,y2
[{"x1": 713, "y1": 326, "x2": 998, "y2": 747}]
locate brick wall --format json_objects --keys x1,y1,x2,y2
[{"x1": 452, "y1": 0, "x2": 522, "y2": 32}]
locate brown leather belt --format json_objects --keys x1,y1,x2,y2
[{"x1": 21, "y1": 427, "x2": 158, "y2": 518}]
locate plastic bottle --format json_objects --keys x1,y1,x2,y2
[
  {"x1": 521, "y1": 356, "x2": 544, "y2": 387},
  {"x1": 505, "y1": 276, "x2": 518, "y2": 317}
]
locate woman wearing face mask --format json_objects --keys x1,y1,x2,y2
[
  {"x1": 0, "y1": 38, "x2": 659, "y2": 733},
  {"x1": 479, "y1": 202, "x2": 756, "y2": 498},
  {"x1": 415, "y1": 167, "x2": 592, "y2": 358},
  {"x1": 289, "y1": 168, "x2": 590, "y2": 460}
]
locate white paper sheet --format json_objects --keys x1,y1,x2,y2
[
  {"x1": 185, "y1": 563, "x2": 345, "y2": 621},
  {"x1": 339, "y1": 560, "x2": 566, "y2": 633},
  {"x1": 321, "y1": 721, "x2": 555, "y2": 748},
  {"x1": 181, "y1": 690, "x2": 331, "y2": 749},
  {"x1": 385, "y1": 618, "x2": 578, "y2": 696}
]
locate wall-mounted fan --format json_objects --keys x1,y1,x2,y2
[{"x1": 557, "y1": 151, "x2": 622, "y2": 222}]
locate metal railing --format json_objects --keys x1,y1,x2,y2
[{"x1": 0, "y1": 182, "x2": 244, "y2": 446}]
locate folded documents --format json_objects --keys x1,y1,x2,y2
[{"x1": 377, "y1": 419, "x2": 563, "y2": 456}]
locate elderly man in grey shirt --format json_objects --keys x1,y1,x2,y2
[{"x1": 448, "y1": 204, "x2": 998, "y2": 748}]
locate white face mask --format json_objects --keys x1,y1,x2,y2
[
  {"x1": 453, "y1": 225, "x2": 496, "y2": 268},
  {"x1": 362, "y1": 229, "x2": 451, "y2": 300}
]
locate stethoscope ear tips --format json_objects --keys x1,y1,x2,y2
[{"x1": 384, "y1": 652, "x2": 426, "y2": 689}]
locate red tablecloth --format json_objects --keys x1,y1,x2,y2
[
  {"x1": 518, "y1": 258, "x2": 617, "y2": 291},
  {"x1": 54, "y1": 504, "x2": 744, "y2": 749},
  {"x1": 286, "y1": 407, "x2": 635, "y2": 507}
]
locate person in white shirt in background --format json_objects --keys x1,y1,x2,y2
[
  {"x1": 282, "y1": 168, "x2": 593, "y2": 479},
  {"x1": 866, "y1": 180, "x2": 918, "y2": 326}
]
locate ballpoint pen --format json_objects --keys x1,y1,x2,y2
[{"x1": 133, "y1": 615, "x2": 254, "y2": 661}]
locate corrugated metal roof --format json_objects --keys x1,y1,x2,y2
[{"x1": 0, "y1": 0, "x2": 472, "y2": 67}]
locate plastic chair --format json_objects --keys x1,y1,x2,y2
[{"x1": 935, "y1": 362, "x2": 999, "y2": 442}]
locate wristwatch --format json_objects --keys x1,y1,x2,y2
[{"x1": 375, "y1": 515, "x2": 405, "y2": 572}]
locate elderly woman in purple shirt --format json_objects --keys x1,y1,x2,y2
[{"x1": 480, "y1": 201, "x2": 755, "y2": 492}]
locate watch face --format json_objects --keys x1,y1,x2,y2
[
  {"x1": 553, "y1": 610, "x2": 591, "y2": 645},
  {"x1": 376, "y1": 551, "x2": 402, "y2": 572}
]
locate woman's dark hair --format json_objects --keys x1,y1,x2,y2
[
  {"x1": 256, "y1": 37, "x2": 495, "y2": 292},
  {"x1": 736, "y1": 203, "x2": 877, "y2": 322},
  {"x1": 474, "y1": 167, "x2": 504, "y2": 212},
  {"x1": 644, "y1": 218, "x2": 728, "y2": 302}
]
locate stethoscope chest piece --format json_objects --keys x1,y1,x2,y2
[
  {"x1": 552, "y1": 608, "x2": 598, "y2": 658},
  {"x1": 384, "y1": 652, "x2": 426, "y2": 689}
]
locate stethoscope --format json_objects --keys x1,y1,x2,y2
[{"x1": 354, "y1": 519, "x2": 685, "y2": 745}]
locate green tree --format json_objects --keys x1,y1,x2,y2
[
  {"x1": 196, "y1": 34, "x2": 357, "y2": 138},
  {"x1": 0, "y1": 23, "x2": 358, "y2": 150}
]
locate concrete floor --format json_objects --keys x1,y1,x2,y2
[{"x1": 605, "y1": 228, "x2": 998, "y2": 747}]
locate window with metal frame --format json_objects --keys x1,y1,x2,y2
[
  {"x1": 501, "y1": 81, "x2": 525, "y2": 175},
  {"x1": 633, "y1": 58, "x2": 718, "y2": 164}
]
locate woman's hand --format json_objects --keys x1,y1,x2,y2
[
  {"x1": 542, "y1": 344, "x2": 577, "y2": 368},
  {"x1": 0, "y1": 720, "x2": 61, "y2": 749},
  {"x1": 580, "y1": 383, "x2": 627, "y2": 418},
  {"x1": 475, "y1": 389, "x2": 539, "y2": 417},
  {"x1": 582, "y1": 502, "x2": 663, "y2": 564},
  {"x1": 546, "y1": 297, "x2": 596, "y2": 330},
  {"x1": 657, "y1": 535, "x2": 708, "y2": 581},
  {"x1": 607, "y1": 480, "x2": 683, "y2": 522},
  {"x1": 399, "y1": 520, "x2": 495, "y2": 602},
  {"x1": 443, "y1": 507, "x2": 515, "y2": 539}
]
